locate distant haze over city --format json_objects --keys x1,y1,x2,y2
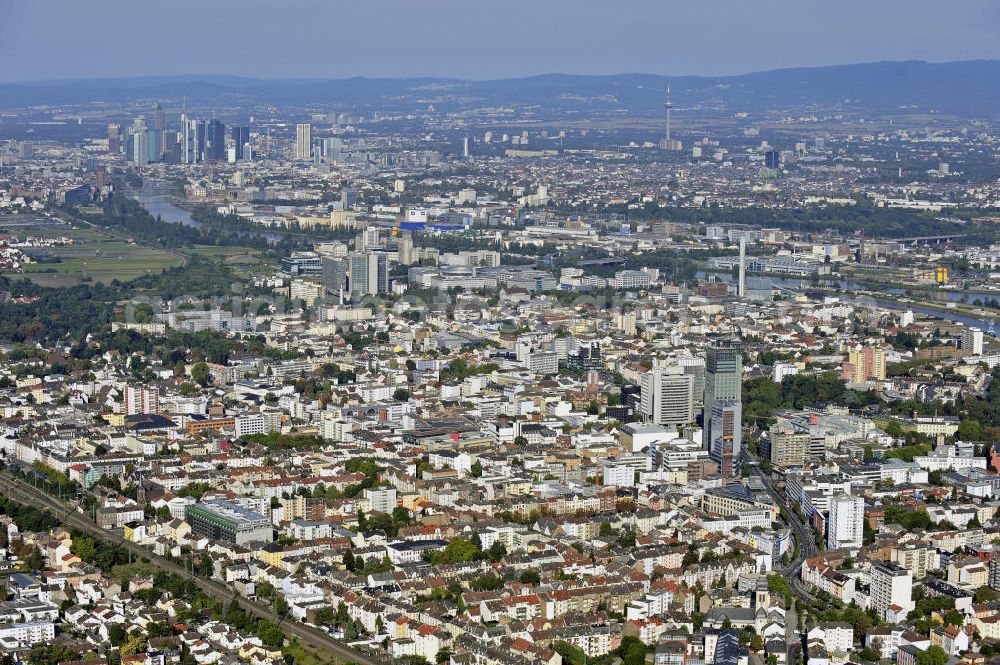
[{"x1": 2, "y1": 0, "x2": 999, "y2": 82}]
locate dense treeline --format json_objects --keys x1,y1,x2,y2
[
  {"x1": 0, "y1": 495, "x2": 58, "y2": 533},
  {"x1": 0, "y1": 275, "x2": 114, "y2": 342},
  {"x1": 190, "y1": 205, "x2": 358, "y2": 244},
  {"x1": 571, "y1": 196, "x2": 997, "y2": 241},
  {"x1": 0, "y1": 253, "x2": 240, "y2": 343},
  {"x1": 71, "y1": 196, "x2": 273, "y2": 249},
  {"x1": 746, "y1": 366, "x2": 1000, "y2": 441}
]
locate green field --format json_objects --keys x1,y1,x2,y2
[
  {"x1": 188, "y1": 244, "x2": 265, "y2": 264},
  {"x1": 282, "y1": 640, "x2": 343, "y2": 665},
  {"x1": 187, "y1": 244, "x2": 276, "y2": 279},
  {"x1": 1, "y1": 218, "x2": 278, "y2": 287},
  {"x1": 3, "y1": 221, "x2": 183, "y2": 286}
]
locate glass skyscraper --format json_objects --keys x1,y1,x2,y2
[{"x1": 704, "y1": 339, "x2": 743, "y2": 475}]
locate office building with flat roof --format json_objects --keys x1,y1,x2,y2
[{"x1": 185, "y1": 499, "x2": 273, "y2": 546}]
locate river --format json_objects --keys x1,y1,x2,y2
[
  {"x1": 132, "y1": 186, "x2": 200, "y2": 227},
  {"x1": 698, "y1": 271, "x2": 999, "y2": 306},
  {"x1": 699, "y1": 272, "x2": 997, "y2": 332},
  {"x1": 129, "y1": 183, "x2": 287, "y2": 243}
]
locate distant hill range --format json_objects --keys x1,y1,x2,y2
[{"x1": 2, "y1": 60, "x2": 998, "y2": 117}]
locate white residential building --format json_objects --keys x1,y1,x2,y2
[{"x1": 827, "y1": 494, "x2": 864, "y2": 550}]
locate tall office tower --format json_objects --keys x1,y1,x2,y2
[
  {"x1": 961, "y1": 327, "x2": 984, "y2": 356},
  {"x1": 827, "y1": 494, "x2": 864, "y2": 550},
  {"x1": 678, "y1": 356, "x2": 706, "y2": 403},
  {"x1": 347, "y1": 253, "x2": 388, "y2": 297},
  {"x1": 708, "y1": 400, "x2": 741, "y2": 477},
  {"x1": 145, "y1": 129, "x2": 162, "y2": 164},
  {"x1": 321, "y1": 255, "x2": 347, "y2": 296},
  {"x1": 129, "y1": 117, "x2": 149, "y2": 165},
  {"x1": 737, "y1": 236, "x2": 747, "y2": 298},
  {"x1": 397, "y1": 233, "x2": 416, "y2": 265},
  {"x1": 206, "y1": 119, "x2": 226, "y2": 162},
  {"x1": 463, "y1": 136, "x2": 469, "y2": 158},
  {"x1": 195, "y1": 120, "x2": 206, "y2": 162},
  {"x1": 130, "y1": 133, "x2": 149, "y2": 166},
  {"x1": 369, "y1": 253, "x2": 389, "y2": 295},
  {"x1": 107, "y1": 123, "x2": 121, "y2": 155},
  {"x1": 152, "y1": 103, "x2": 165, "y2": 131},
  {"x1": 162, "y1": 130, "x2": 181, "y2": 164},
  {"x1": 295, "y1": 123, "x2": 312, "y2": 160},
  {"x1": 321, "y1": 137, "x2": 343, "y2": 163},
  {"x1": 704, "y1": 340, "x2": 742, "y2": 468},
  {"x1": 182, "y1": 119, "x2": 205, "y2": 163},
  {"x1": 640, "y1": 369, "x2": 696, "y2": 427},
  {"x1": 764, "y1": 150, "x2": 781, "y2": 169},
  {"x1": 232, "y1": 125, "x2": 250, "y2": 161},
  {"x1": 341, "y1": 188, "x2": 358, "y2": 210},
  {"x1": 181, "y1": 119, "x2": 195, "y2": 163}
]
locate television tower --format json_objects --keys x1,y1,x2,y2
[
  {"x1": 664, "y1": 86, "x2": 673, "y2": 146},
  {"x1": 661, "y1": 86, "x2": 679, "y2": 151}
]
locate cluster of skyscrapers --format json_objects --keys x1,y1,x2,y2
[
  {"x1": 293, "y1": 123, "x2": 345, "y2": 163},
  {"x1": 639, "y1": 339, "x2": 743, "y2": 476},
  {"x1": 108, "y1": 105, "x2": 251, "y2": 166}
]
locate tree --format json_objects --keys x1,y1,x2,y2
[
  {"x1": 618, "y1": 636, "x2": 647, "y2": 665},
  {"x1": 916, "y1": 646, "x2": 948, "y2": 665},
  {"x1": 343, "y1": 549, "x2": 357, "y2": 572},
  {"x1": 472, "y1": 574, "x2": 505, "y2": 591},
  {"x1": 554, "y1": 641, "x2": 587, "y2": 665},
  {"x1": 520, "y1": 570, "x2": 541, "y2": 585},
  {"x1": 191, "y1": 362, "x2": 210, "y2": 387},
  {"x1": 313, "y1": 606, "x2": 336, "y2": 627},
  {"x1": 859, "y1": 647, "x2": 880, "y2": 662},
  {"x1": 750, "y1": 635, "x2": 765, "y2": 652},
  {"x1": 976, "y1": 587, "x2": 999, "y2": 603},
  {"x1": 486, "y1": 541, "x2": 507, "y2": 562},
  {"x1": 958, "y1": 419, "x2": 984, "y2": 441},
  {"x1": 70, "y1": 536, "x2": 98, "y2": 563},
  {"x1": 108, "y1": 624, "x2": 128, "y2": 646},
  {"x1": 470, "y1": 460, "x2": 483, "y2": 478},
  {"x1": 430, "y1": 538, "x2": 479, "y2": 565},
  {"x1": 121, "y1": 632, "x2": 148, "y2": 656},
  {"x1": 392, "y1": 388, "x2": 411, "y2": 401},
  {"x1": 255, "y1": 620, "x2": 285, "y2": 648},
  {"x1": 27, "y1": 644, "x2": 79, "y2": 665}
]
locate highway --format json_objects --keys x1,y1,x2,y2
[{"x1": 0, "y1": 475, "x2": 381, "y2": 665}]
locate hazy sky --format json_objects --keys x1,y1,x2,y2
[{"x1": 2, "y1": 0, "x2": 999, "y2": 82}]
